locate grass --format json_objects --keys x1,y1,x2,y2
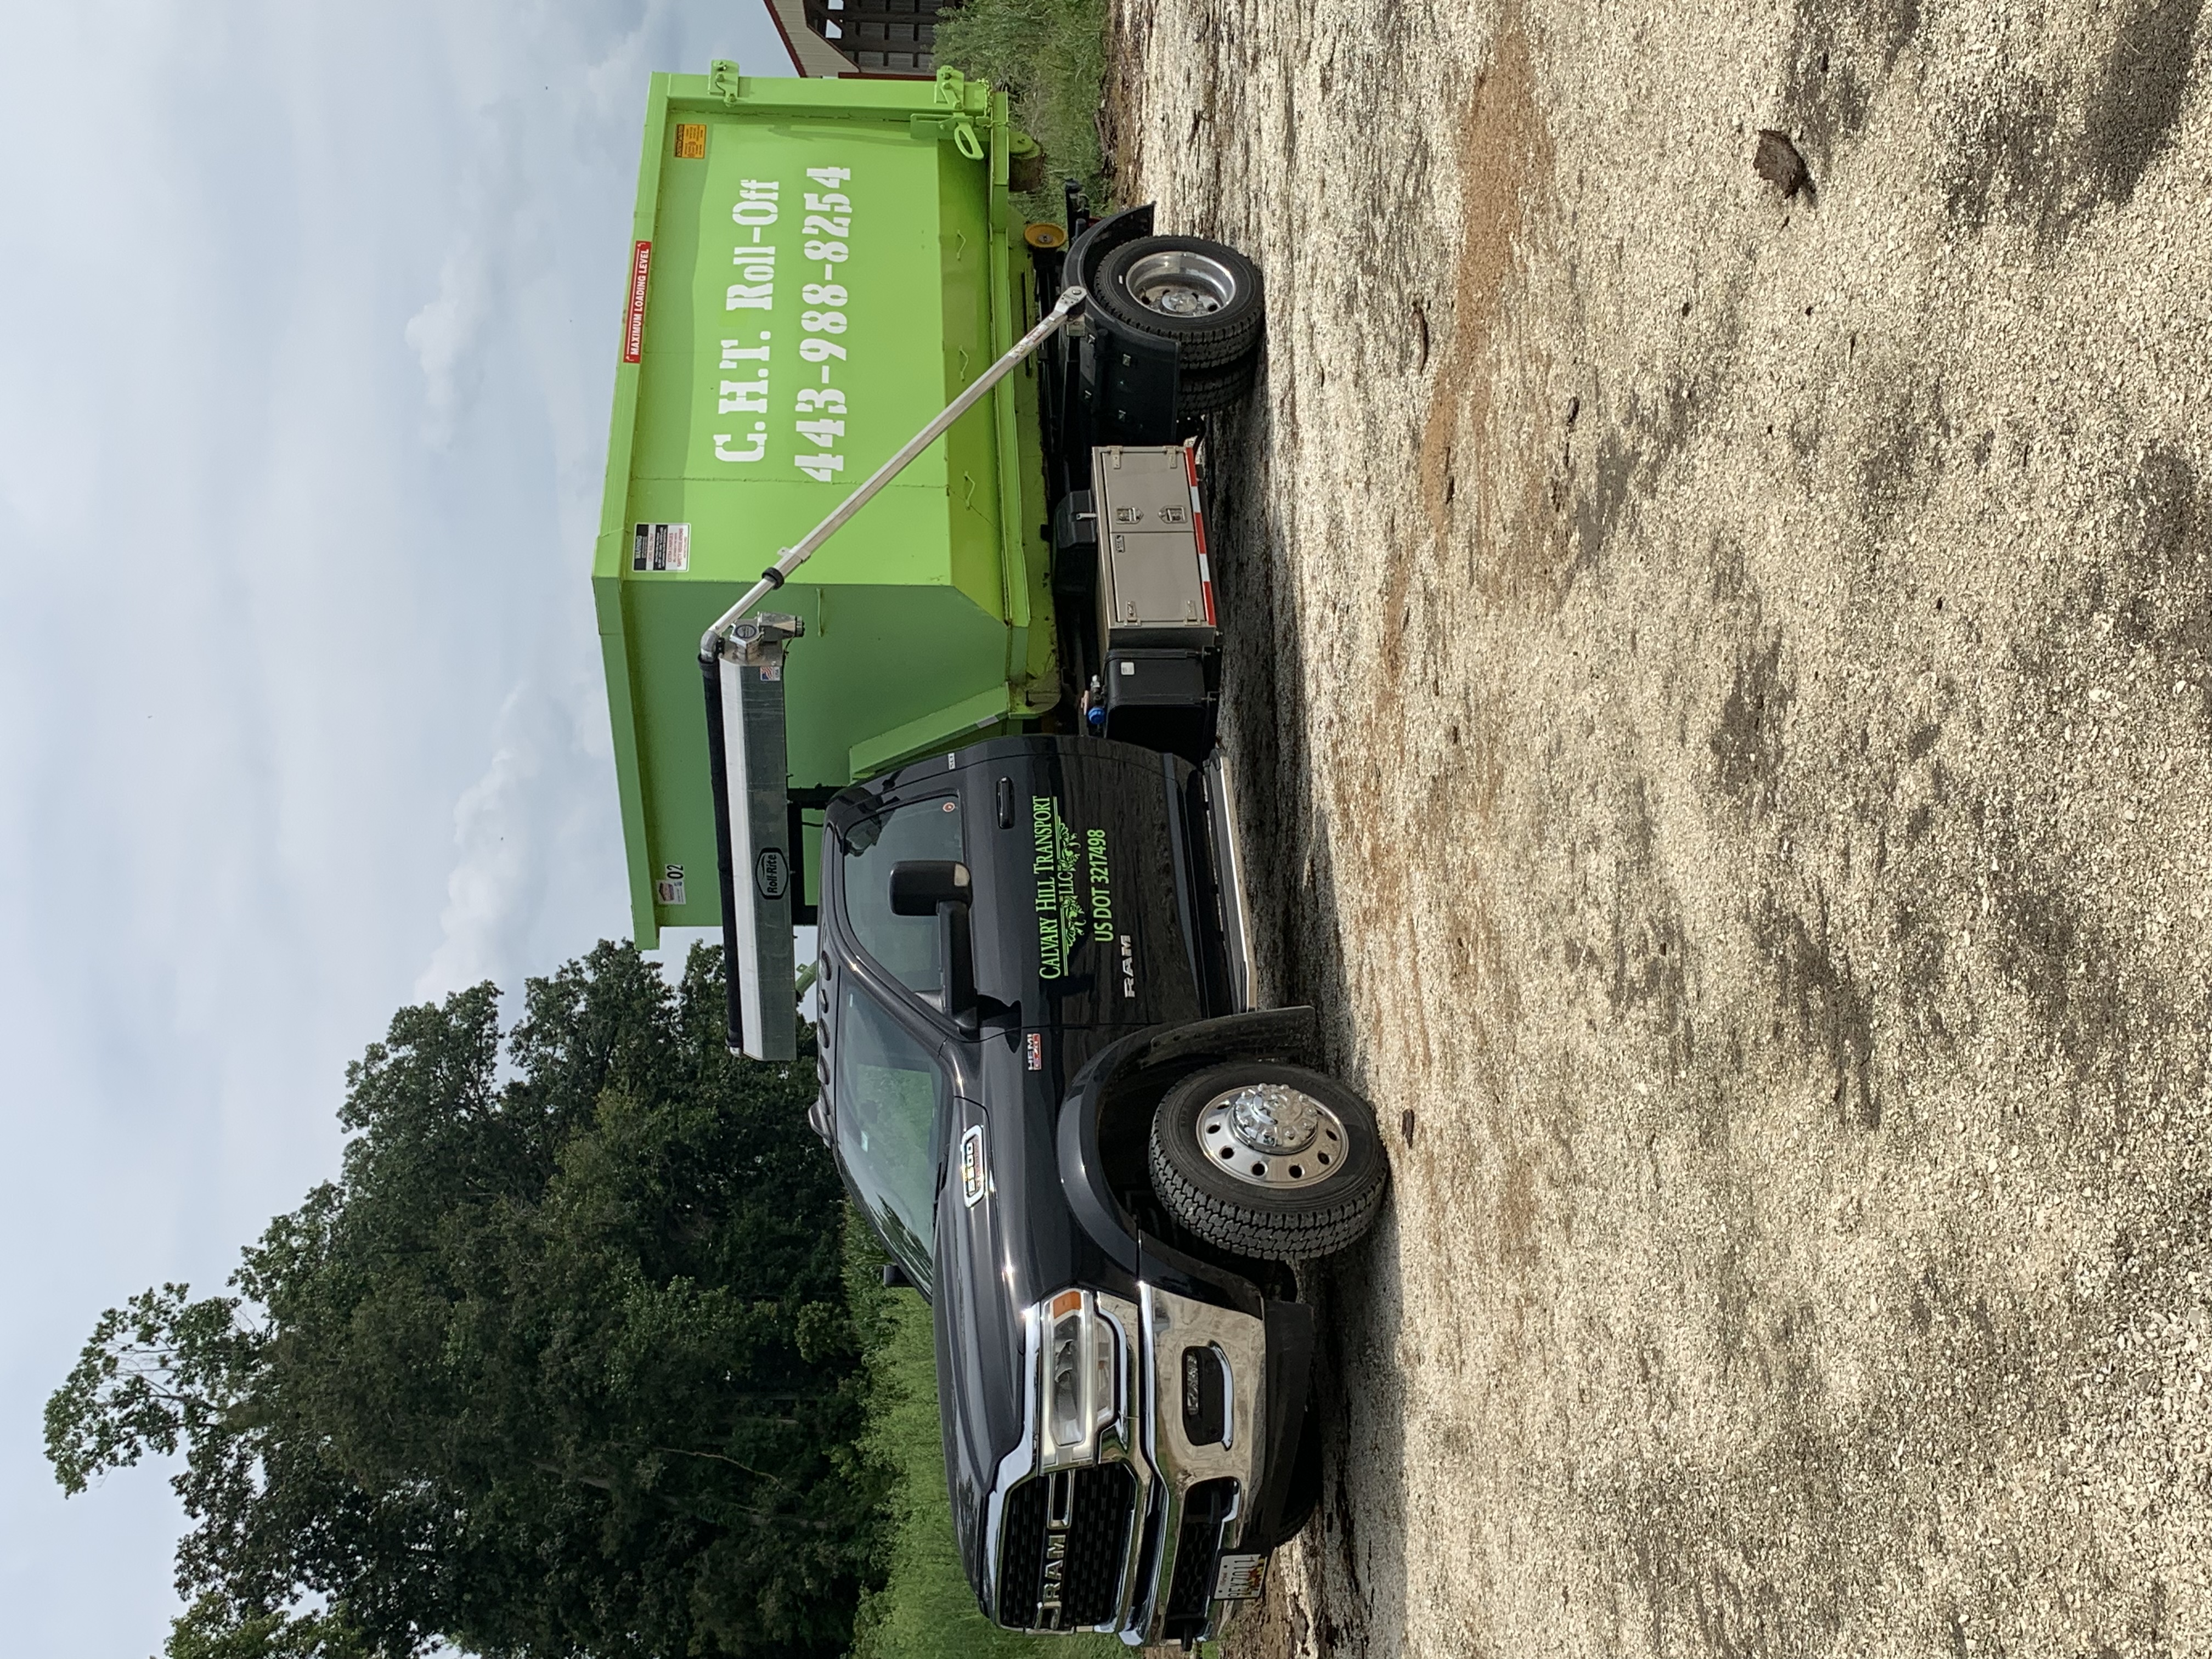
[
  {"x1": 847, "y1": 1216, "x2": 1125, "y2": 1659},
  {"x1": 931, "y1": 0, "x2": 1113, "y2": 215}
]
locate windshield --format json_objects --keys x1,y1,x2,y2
[
  {"x1": 833, "y1": 980, "x2": 948, "y2": 1284},
  {"x1": 839, "y1": 795, "x2": 964, "y2": 996}
]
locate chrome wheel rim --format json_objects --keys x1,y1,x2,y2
[
  {"x1": 1122, "y1": 250, "x2": 1239, "y2": 318},
  {"x1": 1198, "y1": 1083, "x2": 1346, "y2": 1189}
]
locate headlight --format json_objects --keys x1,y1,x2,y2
[
  {"x1": 1049, "y1": 1316, "x2": 1085, "y2": 1446},
  {"x1": 1035, "y1": 1289, "x2": 1120, "y2": 1466}
]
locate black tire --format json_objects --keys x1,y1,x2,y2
[
  {"x1": 1092, "y1": 235, "x2": 1265, "y2": 371},
  {"x1": 1177, "y1": 353, "x2": 1258, "y2": 417},
  {"x1": 1147, "y1": 1063, "x2": 1387, "y2": 1260}
]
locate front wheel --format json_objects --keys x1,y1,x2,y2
[{"x1": 1147, "y1": 1063, "x2": 1388, "y2": 1260}]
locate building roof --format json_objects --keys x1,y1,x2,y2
[{"x1": 763, "y1": 0, "x2": 858, "y2": 77}]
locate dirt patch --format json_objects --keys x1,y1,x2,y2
[
  {"x1": 1415, "y1": 12, "x2": 1548, "y2": 551},
  {"x1": 1112, "y1": 1, "x2": 2212, "y2": 1654}
]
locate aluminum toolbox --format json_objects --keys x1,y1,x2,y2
[{"x1": 1092, "y1": 444, "x2": 1216, "y2": 642}]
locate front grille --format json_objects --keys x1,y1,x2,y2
[
  {"x1": 999, "y1": 1480, "x2": 1048, "y2": 1628},
  {"x1": 996, "y1": 1465, "x2": 1137, "y2": 1629},
  {"x1": 1162, "y1": 1477, "x2": 1238, "y2": 1638}
]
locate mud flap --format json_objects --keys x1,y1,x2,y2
[{"x1": 701, "y1": 614, "x2": 804, "y2": 1060}]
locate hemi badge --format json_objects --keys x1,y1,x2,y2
[{"x1": 960, "y1": 1125, "x2": 987, "y2": 1207}]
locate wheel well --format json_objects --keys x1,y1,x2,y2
[{"x1": 1098, "y1": 1052, "x2": 1304, "y2": 1302}]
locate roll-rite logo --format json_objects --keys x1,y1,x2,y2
[{"x1": 755, "y1": 847, "x2": 788, "y2": 900}]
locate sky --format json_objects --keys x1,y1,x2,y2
[{"x1": 0, "y1": 3, "x2": 799, "y2": 1650}]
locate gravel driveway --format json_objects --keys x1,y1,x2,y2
[{"x1": 1104, "y1": 1, "x2": 2212, "y2": 1653}]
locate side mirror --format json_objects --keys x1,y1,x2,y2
[
  {"x1": 889, "y1": 860, "x2": 980, "y2": 1034},
  {"x1": 881, "y1": 1262, "x2": 915, "y2": 1290},
  {"x1": 890, "y1": 860, "x2": 971, "y2": 916}
]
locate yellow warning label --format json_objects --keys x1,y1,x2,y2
[{"x1": 673, "y1": 123, "x2": 707, "y2": 160}]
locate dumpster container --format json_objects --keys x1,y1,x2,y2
[{"x1": 593, "y1": 61, "x2": 1056, "y2": 952}]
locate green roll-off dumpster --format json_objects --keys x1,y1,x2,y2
[{"x1": 593, "y1": 63, "x2": 1057, "y2": 956}]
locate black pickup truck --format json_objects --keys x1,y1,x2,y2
[{"x1": 806, "y1": 732, "x2": 1387, "y2": 1644}]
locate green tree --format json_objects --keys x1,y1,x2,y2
[
  {"x1": 47, "y1": 943, "x2": 878, "y2": 1659},
  {"x1": 932, "y1": 0, "x2": 1109, "y2": 212}
]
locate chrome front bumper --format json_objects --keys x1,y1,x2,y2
[{"x1": 1128, "y1": 1284, "x2": 1268, "y2": 1643}]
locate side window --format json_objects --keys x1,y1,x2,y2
[
  {"x1": 840, "y1": 796, "x2": 964, "y2": 995},
  {"x1": 833, "y1": 983, "x2": 947, "y2": 1283}
]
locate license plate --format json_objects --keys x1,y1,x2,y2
[{"x1": 1213, "y1": 1551, "x2": 1268, "y2": 1600}]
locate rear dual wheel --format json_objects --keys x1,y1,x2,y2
[
  {"x1": 1147, "y1": 1063, "x2": 1387, "y2": 1260},
  {"x1": 1091, "y1": 234, "x2": 1266, "y2": 417},
  {"x1": 1176, "y1": 354, "x2": 1257, "y2": 417},
  {"x1": 1092, "y1": 235, "x2": 1265, "y2": 370}
]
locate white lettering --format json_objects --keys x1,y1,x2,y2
[
  {"x1": 719, "y1": 377, "x2": 769, "y2": 414},
  {"x1": 732, "y1": 183, "x2": 778, "y2": 227},
  {"x1": 715, "y1": 431, "x2": 768, "y2": 463}
]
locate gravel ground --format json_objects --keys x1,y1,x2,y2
[{"x1": 1104, "y1": 2, "x2": 2212, "y2": 1654}]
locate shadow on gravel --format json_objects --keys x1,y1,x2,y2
[
  {"x1": 1206, "y1": 381, "x2": 1410, "y2": 1656},
  {"x1": 1776, "y1": 0, "x2": 2200, "y2": 236},
  {"x1": 1936, "y1": 0, "x2": 2202, "y2": 235}
]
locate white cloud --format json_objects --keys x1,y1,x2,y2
[
  {"x1": 415, "y1": 680, "x2": 622, "y2": 1003},
  {"x1": 404, "y1": 247, "x2": 490, "y2": 448},
  {"x1": 417, "y1": 685, "x2": 554, "y2": 998}
]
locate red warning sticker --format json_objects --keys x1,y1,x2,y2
[{"x1": 623, "y1": 241, "x2": 652, "y2": 364}]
